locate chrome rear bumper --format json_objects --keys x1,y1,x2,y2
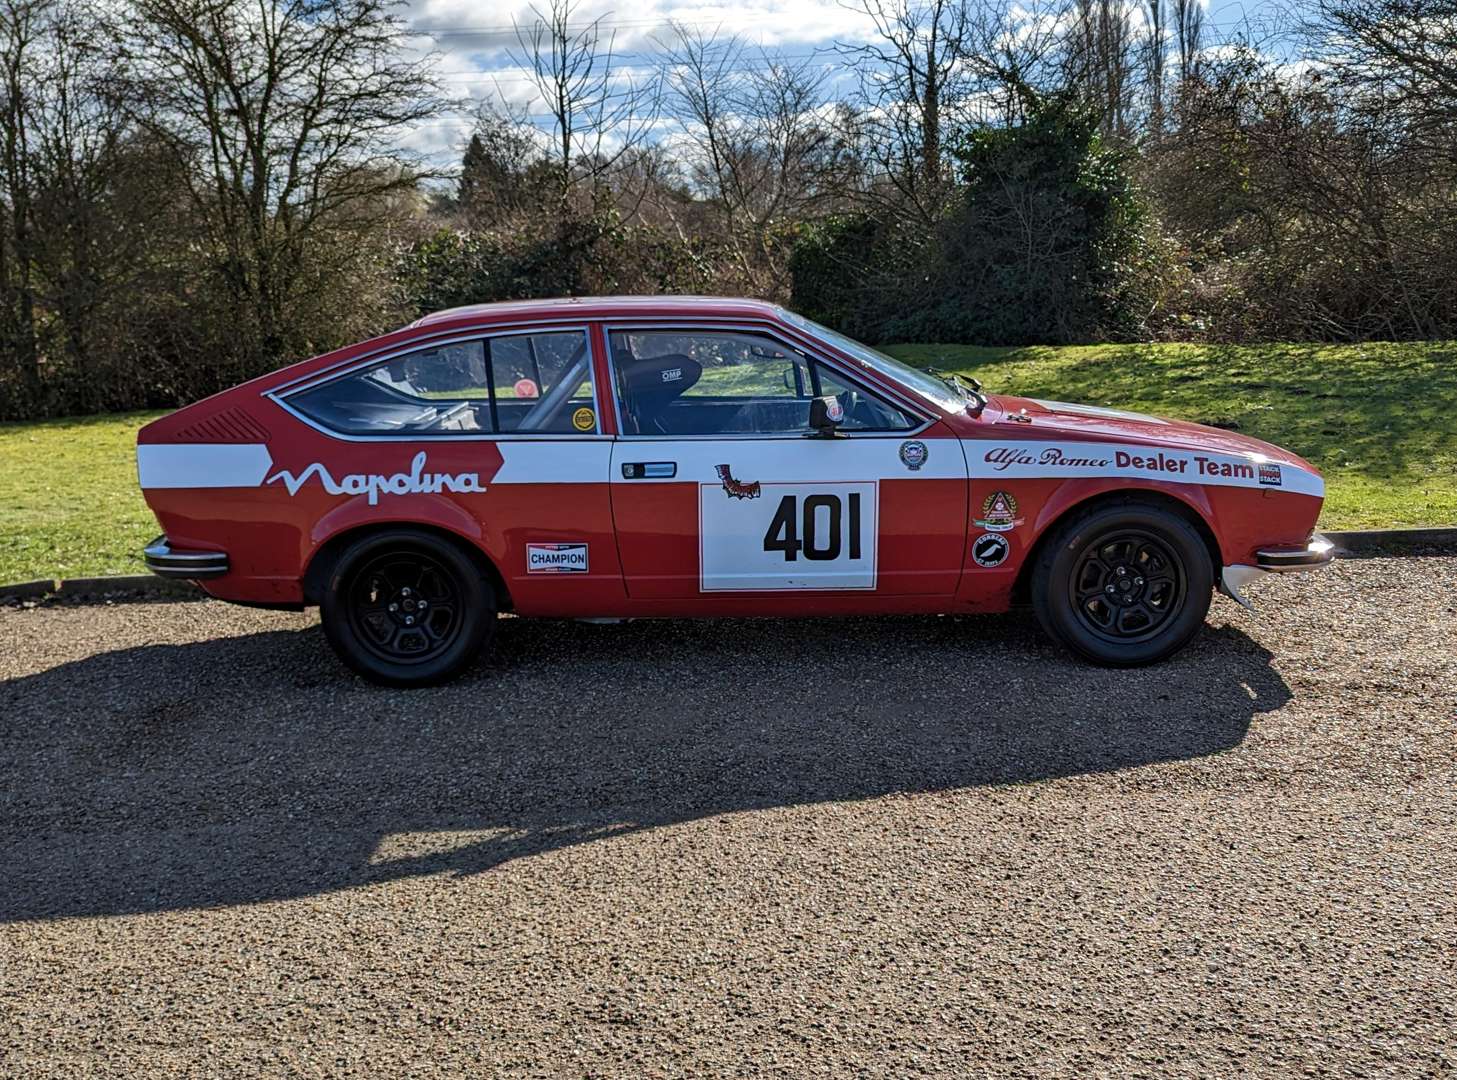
[{"x1": 144, "y1": 536, "x2": 229, "y2": 580}]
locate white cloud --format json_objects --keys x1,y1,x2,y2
[
  {"x1": 406, "y1": 0, "x2": 879, "y2": 55},
  {"x1": 398, "y1": 0, "x2": 880, "y2": 162}
]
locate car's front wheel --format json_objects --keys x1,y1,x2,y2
[
  {"x1": 1031, "y1": 501, "x2": 1213, "y2": 666},
  {"x1": 321, "y1": 529, "x2": 496, "y2": 687}
]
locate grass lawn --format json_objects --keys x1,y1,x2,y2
[
  {"x1": 1, "y1": 341, "x2": 1453, "y2": 584},
  {"x1": 888, "y1": 340, "x2": 1457, "y2": 534},
  {"x1": 1, "y1": 410, "x2": 166, "y2": 583}
]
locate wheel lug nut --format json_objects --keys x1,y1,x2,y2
[
  {"x1": 1106, "y1": 584, "x2": 1116, "y2": 594},
  {"x1": 405, "y1": 616, "x2": 414, "y2": 625},
  {"x1": 417, "y1": 600, "x2": 427, "y2": 608},
  {"x1": 1135, "y1": 577, "x2": 1144, "y2": 586},
  {"x1": 388, "y1": 603, "x2": 397, "y2": 612}
]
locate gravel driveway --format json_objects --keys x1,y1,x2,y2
[{"x1": 2, "y1": 555, "x2": 1454, "y2": 1078}]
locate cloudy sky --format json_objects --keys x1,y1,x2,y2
[{"x1": 394, "y1": 0, "x2": 1285, "y2": 167}]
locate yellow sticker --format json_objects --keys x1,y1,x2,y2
[{"x1": 572, "y1": 406, "x2": 596, "y2": 432}]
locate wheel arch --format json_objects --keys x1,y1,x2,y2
[
  {"x1": 1011, "y1": 486, "x2": 1222, "y2": 604},
  {"x1": 302, "y1": 521, "x2": 513, "y2": 611}
]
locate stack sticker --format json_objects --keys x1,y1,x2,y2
[{"x1": 527, "y1": 542, "x2": 589, "y2": 574}]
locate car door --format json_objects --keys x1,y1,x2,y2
[{"x1": 605, "y1": 325, "x2": 968, "y2": 601}]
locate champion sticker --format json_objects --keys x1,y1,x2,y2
[
  {"x1": 971, "y1": 533, "x2": 1010, "y2": 568},
  {"x1": 973, "y1": 490, "x2": 1023, "y2": 532},
  {"x1": 715, "y1": 463, "x2": 761, "y2": 500},
  {"x1": 572, "y1": 406, "x2": 596, "y2": 432},
  {"x1": 527, "y1": 542, "x2": 589, "y2": 574},
  {"x1": 899, "y1": 440, "x2": 929, "y2": 471}
]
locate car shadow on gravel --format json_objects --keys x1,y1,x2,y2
[{"x1": 0, "y1": 611, "x2": 1290, "y2": 921}]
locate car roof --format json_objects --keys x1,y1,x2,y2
[{"x1": 408, "y1": 295, "x2": 786, "y2": 328}]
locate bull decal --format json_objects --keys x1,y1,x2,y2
[{"x1": 715, "y1": 463, "x2": 761, "y2": 500}]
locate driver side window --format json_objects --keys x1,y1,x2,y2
[{"x1": 610, "y1": 329, "x2": 915, "y2": 436}]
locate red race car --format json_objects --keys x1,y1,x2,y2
[{"x1": 137, "y1": 297, "x2": 1333, "y2": 685}]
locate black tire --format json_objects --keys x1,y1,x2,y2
[
  {"x1": 320, "y1": 529, "x2": 496, "y2": 687},
  {"x1": 1031, "y1": 500, "x2": 1213, "y2": 666}
]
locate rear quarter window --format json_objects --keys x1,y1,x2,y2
[{"x1": 284, "y1": 330, "x2": 597, "y2": 436}]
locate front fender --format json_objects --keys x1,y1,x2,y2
[{"x1": 1030, "y1": 477, "x2": 1224, "y2": 558}]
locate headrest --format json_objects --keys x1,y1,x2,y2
[{"x1": 621, "y1": 354, "x2": 701, "y2": 396}]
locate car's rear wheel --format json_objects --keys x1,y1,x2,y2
[
  {"x1": 321, "y1": 529, "x2": 495, "y2": 687},
  {"x1": 1031, "y1": 501, "x2": 1213, "y2": 666}
]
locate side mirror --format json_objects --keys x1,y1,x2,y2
[{"x1": 807, "y1": 395, "x2": 846, "y2": 439}]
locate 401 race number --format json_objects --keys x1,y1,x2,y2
[
  {"x1": 700, "y1": 481, "x2": 878, "y2": 591},
  {"x1": 763, "y1": 492, "x2": 863, "y2": 562}
]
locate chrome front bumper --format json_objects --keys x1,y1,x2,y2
[
  {"x1": 1255, "y1": 533, "x2": 1336, "y2": 571},
  {"x1": 144, "y1": 536, "x2": 229, "y2": 580},
  {"x1": 1221, "y1": 533, "x2": 1335, "y2": 608}
]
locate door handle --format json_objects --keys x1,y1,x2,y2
[{"x1": 621, "y1": 462, "x2": 677, "y2": 479}]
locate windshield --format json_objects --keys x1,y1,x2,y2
[{"x1": 777, "y1": 308, "x2": 966, "y2": 414}]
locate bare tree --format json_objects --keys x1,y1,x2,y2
[
  {"x1": 838, "y1": 0, "x2": 971, "y2": 223},
  {"x1": 1144, "y1": 0, "x2": 1166, "y2": 130},
  {"x1": 510, "y1": 0, "x2": 661, "y2": 213},
  {"x1": 1308, "y1": 0, "x2": 1457, "y2": 161},
  {"x1": 0, "y1": 0, "x2": 44, "y2": 403},
  {"x1": 458, "y1": 101, "x2": 543, "y2": 228},
  {"x1": 0, "y1": 0, "x2": 150, "y2": 414},
  {"x1": 1066, "y1": 0, "x2": 1139, "y2": 139},
  {"x1": 662, "y1": 23, "x2": 849, "y2": 292},
  {"x1": 1172, "y1": 0, "x2": 1203, "y2": 84},
  {"x1": 121, "y1": 0, "x2": 444, "y2": 368},
  {"x1": 958, "y1": 0, "x2": 1075, "y2": 125}
]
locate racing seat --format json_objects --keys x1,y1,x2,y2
[{"x1": 617, "y1": 354, "x2": 702, "y2": 434}]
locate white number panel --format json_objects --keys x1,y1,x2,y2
[{"x1": 699, "y1": 480, "x2": 878, "y2": 591}]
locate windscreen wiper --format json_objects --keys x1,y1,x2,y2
[{"x1": 927, "y1": 366, "x2": 988, "y2": 417}]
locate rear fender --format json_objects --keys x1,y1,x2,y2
[
  {"x1": 308, "y1": 493, "x2": 486, "y2": 553},
  {"x1": 301, "y1": 496, "x2": 504, "y2": 606}
]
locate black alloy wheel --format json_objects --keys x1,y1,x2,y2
[
  {"x1": 1068, "y1": 529, "x2": 1186, "y2": 644},
  {"x1": 346, "y1": 549, "x2": 463, "y2": 665},
  {"x1": 322, "y1": 529, "x2": 495, "y2": 687},
  {"x1": 1031, "y1": 501, "x2": 1213, "y2": 666}
]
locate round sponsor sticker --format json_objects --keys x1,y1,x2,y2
[
  {"x1": 514, "y1": 377, "x2": 539, "y2": 398},
  {"x1": 826, "y1": 397, "x2": 845, "y2": 422},
  {"x1": 571, "y1": 406, "x2": 596, "y2": 432},
  {"x1": 899, "y1": 440, "x2": 929, "y2": 471},
  {"x1": 971, "y1": 532, "x2": 1010, "y2": 568}
]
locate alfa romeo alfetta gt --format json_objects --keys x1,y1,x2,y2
[{"x1": 138, "y1": 297, "x2": 1333, "y2": 686}]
